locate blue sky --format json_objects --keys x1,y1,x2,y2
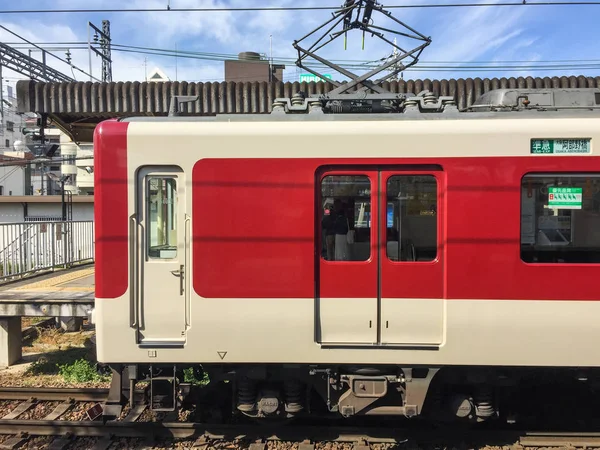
[{"x1": 1, "y1": 0, "x2": 599, "y2": 86}]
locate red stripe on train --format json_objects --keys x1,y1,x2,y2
[{"x1": 94, "y1": 120, "x2": 129, "y2": 299}]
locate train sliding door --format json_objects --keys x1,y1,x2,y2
[
  {"x1": 318, "y1": 171, "x2": 379, "y2": 345},
  {"x1": 135, "y1": 166, "x2": 189, "y2": 347},
  {"x1": 317, "y1": 169, "x2": 444, "y2": 347}
]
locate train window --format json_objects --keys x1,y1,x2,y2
[
  {"x1": 321, "y1": 175, "x2": 371, "y2": 262},
  {"x1": 521, "y1": 174, "x2": 600, "y2": 263},
  {"x1": 386, "y1": 176, "x2": 437, "y2": 262},
  {"x1": 147, "y1": 177, "x2": 178, "y2": 259}
]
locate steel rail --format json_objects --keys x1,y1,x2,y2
[
  {"x1": 0, "y1": 418, "x2": 598, "y2": 448},
  {"x1": 0, "y1": 387, "x2": 146, "y2": 402}
]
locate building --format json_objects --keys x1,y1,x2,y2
[
  {"x1": 0, "y1": 153, "x2": 33, "y2": 196},
  {"x1": 0, "y1": 85, "x2": 30, "y2": 155},
  {"x1": 146, "y1": 67, "x2": 170, "y2": 83},
  {"x1": 1, "y1": 85, "x2": 93, "y2": 196},
  {"x1": 224, "y1": 52, "x2": 285, "y2": 83}
]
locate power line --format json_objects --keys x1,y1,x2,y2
[
  {"x1": 107, "y1": 47, "x2": 600, "y2": 73},
  {"x1": 0, "y1": 156, "x2": 94, "y2": 169},
  {"x1": 5, "y1": 41, "x2": 600, "y2": 67},
  {"x1": 0, "y1": 25, "x2": 100, "y2": 82},
  {"x1": 0, "y1": 2, "x2": 599, "y2": 14}
]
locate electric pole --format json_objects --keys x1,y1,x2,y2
[
  {"x1": 102, "y1": 20, "x2": 112, "y2": 82},
  {"x1": 88, "y1": 20, "x2": 112, "y2": 82}
]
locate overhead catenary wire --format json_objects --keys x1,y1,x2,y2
[
  {"x1": 0, "y1": 25, "x2": 100, "y2": 82},
  {"x1": 0, "y1": 2, "x2": 600, "y2": 14},
  {"x1": 8, "y1": 43, "x2": 596, "y2": 75},
  {"x1": 4, "y1": 42, "x2": 600, "y2": 66},
  {"x1": 0, "y1": 156, "x2": 95, "y2": 169},
  {"x1": 4, "y1": 41, "x2": 600, "y2": 73}
]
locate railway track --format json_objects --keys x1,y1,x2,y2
[
  {"x1": 0, "y1": 420, "x2": 599, "y2": 449},
  {"x1": 0, "y1": 388, "x2": 599, "y2": 449}
]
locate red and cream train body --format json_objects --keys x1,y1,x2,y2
[{"x1": 92, "y1": 88, "x2": 600, "y2": 421}]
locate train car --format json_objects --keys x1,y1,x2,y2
[{"x1": 92, "y1": 87, "x2": 600, "y2": 423}]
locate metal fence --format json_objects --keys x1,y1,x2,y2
[{"x1": 0, "y1": 221, "x2": 94, "y2": 281}]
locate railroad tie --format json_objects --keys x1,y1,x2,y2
[
  {"x1": 192, "y1": 436, "x2": 209, "y2": 449},
  {"x1": 0, "y1": 434, "x2": 28, "y2": 450},
  {"x1": 122, "y1": 404, "x2": 147, "y2": 422},
  {"x1": 2, "y1": 399, "x2": 36, "y2": 420},
  {"x1": 47, "y1": 433, "x2": 72, "y2": 450},
  {"x1": 353, "y1": 440, "x2": 371, "y2": 450},
  {"x1": 248, "y1": 442, "x2": 266, "y2": 450},
  {"x1": 43, "y1": 401, "x2": 74, "y2": 421},
  {"x1": 91, "y1": 436, "x2": 113, "y2": 450},
  {"x1": 298, "y1": 440, "x2": 315, "y2": 450}
]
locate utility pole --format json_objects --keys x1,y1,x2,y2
[
  {"x1": 88, "y1": 20, "x2": 112, "y2": 82},
  {"x1": 269, "y1": 34, "x2": 273, "y2": 82},
  {"x1": 101, "y1": 20, "x2": 112, "y2": 82},
  {"x1": 144, "y1": 57, "x2": 147, "y2": 81},
  {"x1": 0, "y1": 60, "x2": 4, "y2": 126}
]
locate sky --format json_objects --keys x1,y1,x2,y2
[{"x1": 0, "y1": 0, "x2": 599, "y2": 89}]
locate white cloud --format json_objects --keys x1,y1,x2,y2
[{"x1": 1, "y1": 0, "x2": 598, "y2": 85}]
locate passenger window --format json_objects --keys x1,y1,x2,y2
[
  {"x1": 321, "y1": 175, "x2": 371, "y2": 262},
  {"x1": 386, "y1": 175, "x2": 437, "y2": 262},
  {"x1": 521, "y1": 174, "x2": 600, "y2": 263},
  {"x1": 147, "y1": 177, "x2": 178, "y2": 259}
]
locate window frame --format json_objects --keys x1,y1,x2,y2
[
  {"x1": 317, "y1": 168, "x2": 442, "y2": 265},
  {"x1": 319, "y1": 172, "x2": 374, "y2": 263},
  {"x1": 384, "y1": 173, "x2": 439, "y2": 264},
  {"x1": 520, "y1": 172, "x2": 600, "y2": 265},
  {"x1": 146, "y1": 175, "x2": 179, "y2": 260}
]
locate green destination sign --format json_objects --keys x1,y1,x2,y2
[
  {"x1": 548, "y1": 187, "x2": 582, "y2": 209},
  {"x1": 299, "y1": 73, "x2": 332, "y2": 83},
  {"x1": 531, "y1": 139, "x2": 591, "y2": 154}
]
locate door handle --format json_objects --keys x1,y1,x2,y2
[{"x1": 171, "y1": 264, "x2": 184, "y2": 295}]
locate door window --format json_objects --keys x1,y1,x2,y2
[
  {"x1": 320, "y1": 175, "x2": 371, "y2": 262},
  {"x1": 386, "y1": 175, "x2": 437, "y2": 262},
  {"x1": 147, "y1": 177, "x2": 178, "y2": 259}
]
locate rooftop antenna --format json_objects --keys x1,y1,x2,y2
[{"x1": 292, "y1": 0, "x2": 431, "y2": 99}]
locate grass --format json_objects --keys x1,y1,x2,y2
[
  {"x1": 23, "y1": 323, "x2": 93, "y2": 354},
  {"x1": 25, "y1": 348, "x2": 110, "y2": 383},
  {"x1": 183, "y1": 367, "x2": 210, "y2": 386},
  {"x1": 58, "y1": 358, "x2": 110, "y2": 383}
]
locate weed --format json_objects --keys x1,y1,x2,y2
[
  {"x1": 183, "y1": 367, "x2": 210, "y2": 386},
  {"x1": 58, "y1": 358, "x2": 110, "y2": 383},
  {"x1": 25, "y1": 348, "x2": 106, "y2": 385}
]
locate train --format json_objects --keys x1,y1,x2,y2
[{"x1": 91, "y1": 87, "x2": 600, "y2": 423}]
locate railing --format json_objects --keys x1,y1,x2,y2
[{"x1": 0, "y1": 221, "x2": 94, "y2": 281}]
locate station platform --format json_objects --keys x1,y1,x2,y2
[{"x1": 0, "y1": 265, "x2": 95, "y2": 368}]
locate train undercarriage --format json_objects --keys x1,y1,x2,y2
[{"x1": 102, "y1": 363, "x2": 600, "y2": 425}]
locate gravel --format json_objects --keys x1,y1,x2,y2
[
  {"x1": 0, "y1": 400, "x2": 21, "y2": 418},
  {"x1": 19, "y1": 401, "x2": 60, "y2": 420},
  {"x1": 60, "y1": 401, "x2": 98, "y2": 421}
]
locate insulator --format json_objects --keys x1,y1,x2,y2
[
  {"x1": 291, "y1": 91, "x2": 306, "y2": 107},
  {"x1": 272, "y1": 100, "x2": 286, "y2": 111},
  {"x1": 236, "y1": 378, "x2": 256, "y2": 412},
  {"x1": 308, "y1": 100, "x2": 323, "y2": 112},
  {"x1": 424, "y1": 93, "x2": 437, "y2": 105},
  {"x1": 284, "y1": 380, "x2": 304, "y2": 413}
]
